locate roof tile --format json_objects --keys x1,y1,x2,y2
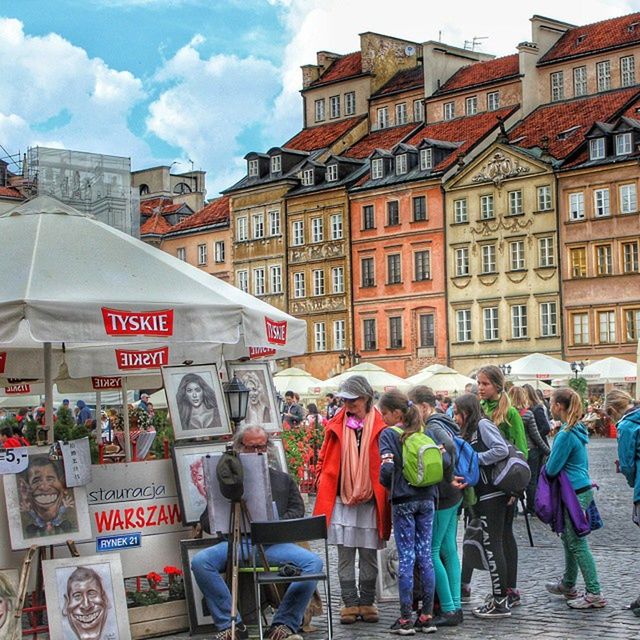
[
  {"x1": 285, "y1": 115, "x2": 366, "y2": 152},
  {"x1": 372, "y1": 66, "x2": 424, "y2": 97},
  {"x1": 435, "y1": 54, "x2": 519, "y2": 95},
  {"x1": 309, "y1": 52, "x2": 363, "y2": 87},
  {"x1": 168, "y1": 196, "x2": 230, "y2": 233},
  {"x1": 343, "y1": 123, "x2": 420, "y2": 159},
  {"x1": 0, "y1": 185, "x2": 24, "y2": 199},
  {"x1": 140, "y1": 213, "x2": 172, "y2": 236}
]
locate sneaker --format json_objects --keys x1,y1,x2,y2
[
  {"x1": 430, "y1": 609, "x2": 462, "y2": 627},
  {"x1": 507, "y1": 588, "x2": 521, "y2": 608},
  {"x1": 545, "y1": 578, "x2": 579, "y2": 600},
  {"x1": 472, "y1": 596, "x2": 511, "y2": 619},
  {"x1": 267, "y1": 624, "x2": 303, "y2": 640},
  {"x1": 390, "y1": 618, "x2": 416, "y2": 635},
  {"x1": 567, "y1": 592, "x2": 606, "y2": 609},
  {"x1": 413, "y1": 614, "x2": 436, "y2": 634},
  {"x1": 213, "y1": 624, "x2": 248, "y2": 640},
  {"x1": 461, "y1": 585, "x2": 471, "y2": 603}
]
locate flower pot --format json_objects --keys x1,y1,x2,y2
[{"x1": 128, "y1": 599, "x2": 188, "y2": 639}]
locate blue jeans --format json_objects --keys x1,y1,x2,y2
[
  {"x1": 392, "y1": 499, "x2": 435, "y2": 618},
  {"x1": 191, "y1": 540, "x2": 323, "y2": 632}
]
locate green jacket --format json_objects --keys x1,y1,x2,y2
[{"x1": 480, "y1": 399, "x2": 528, "y2": 459}]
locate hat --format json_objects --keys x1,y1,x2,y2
[
  {"x1": 335, "y1": 375, "x2": 374, "y2": 400},
  {"x1": 140, "y1": 393, "x2": 150, "y2": 400}
]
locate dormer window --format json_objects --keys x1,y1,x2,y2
[
  {"x1": 326, "y1": 164, "x2": 338, "y2": 182},
  {"x1": 616, "y1": 132, "x2": 633, "y2": 156},
  {"x1": 377, "y1": 107, "x2": 389, "y2": 130},
  {"x1": 420, "y1": 148, "x2": 433, "y2": 170},
  {"x1": 395, "y1": 154, "x2": 408, "y2": 175},
  {"x1": 301, "y1": 169, "x2": 314, "y2": 186},
  {"x1": 248, "y1": 159, "x2": 259, "y2": 177},
  {"x1": 589, "y1": 138, "x2": 606, "y2": 160},
  {"x1": 271, "y1": 155, "x2": 282, "y2": 173},
  {"x1": 371, "y1": 158, "x2": 384, "y2": 180}
]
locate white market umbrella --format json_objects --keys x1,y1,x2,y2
[
  {"x1": 513, "y1": 378, "x2": 554, "y2": 393},
  {"x1": 505, "y1": 353, "x2": 573, "y2": 381},
  {"x1": 148, "y1": 388, "x2": 168, "y2": 410},
  {"x1": 582, "y1": 357, "x2": 637, "y2": 384},
  {"x1": 273, "y1": 367, "x2": 323, "y2": 398},
  {"x1": 318, "y1": 362, "x2": 408, "y2": 394},
  {"x1": 405, "y1": 365, "x2": 474, "y2": 396}
]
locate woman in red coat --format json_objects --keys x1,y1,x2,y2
[{"x1": 313, "y1": 375, "x2": 391, "y2": 625}]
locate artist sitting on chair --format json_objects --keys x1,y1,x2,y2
[{"x1": 191, "y1": 424, "x2": 323, "y2": 640}]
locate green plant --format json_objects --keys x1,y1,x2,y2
[
  {"x1": 569, "y1": 376, "x2": 588, "y2": 408},
  {"x1": 151, "y1": 410, "x2": 174, "y2": 459},
  {"x1": 281, "y1": 418, "x2": 325, "y2": 483},
  {"x1": 126, "y1": 567, "x2": 184, "y2": 608}
]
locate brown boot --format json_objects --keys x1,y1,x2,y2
[
  {"x1": 340, "y1": 606, "x2": 359, "y2": 624},
  {"x1": 359, "y1": 604, "x2": 379, "y2": 623}
]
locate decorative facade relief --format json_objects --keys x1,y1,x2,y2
[
  {"x1": 290, "y1": 296, "x2": 346, "y2": 315},
  {"x1": 471, "y1": 152, "x2": 530, "y2": 188},
  {"x1": 470, "y1": 214, "x2": 533, "y2": 238},
  {"x1": 290, "y1": 241, "x2": 345, "y2": 263}
]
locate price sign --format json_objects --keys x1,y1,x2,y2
[{"x1": 0, "y1": 447, "x2": 29, "y2": 474}]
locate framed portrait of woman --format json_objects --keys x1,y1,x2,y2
[
  {"x1": 226, "y1": 362, "x2": 281, "y2": 433},
  {"x1": 162, "y1": 364, "x2": 231, "y2": 440}
]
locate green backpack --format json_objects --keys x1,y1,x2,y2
[{"x1": 391, "y1": 427, "x2": 443, "y2": 487}]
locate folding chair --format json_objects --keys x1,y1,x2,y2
[{"x1": 250, "y1": 515, "x2": 333, "y2": 640}]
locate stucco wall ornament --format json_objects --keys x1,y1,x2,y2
[
  {"x1": 471, "y1": 152, "x2": 530, "y2": 188},
  {"x1": 470, "y1": 214, "x2": 533, "y2": 237}
]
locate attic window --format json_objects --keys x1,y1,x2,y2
[
  {"x1": 326, "y1": 164, "x2": 338, "y2": 182},
  {"x1": 248, "y1": 159, "x2": 259, "y2": 177},
  {"x1": 301, "y1": 169, "x2": 315, "y2": 186},
  {"x1": 271, "y1": 155, "x2": 282, "y2": 173},
  {"x1": 420, "y1": 148, "x2": 433, "y2": 170},
  {"x1": 576, "y1": 34, "x2": 587, "y2": 44},
  {"x1": 557, "y1": 125, "x2": 581, "y2": 140},
  {"x1": 371, "y1": 158, "x2": 384, "y2": 180},
  {"x1": 628, "y1": 22, "x2": 639, "y2": 32},
  {"x1": 395, "y1": 154, "x2": 408, "y2": 175}
]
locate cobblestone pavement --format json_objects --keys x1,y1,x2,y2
[{"x1": 164, "y1": 439, "x2": 640, "y2": 640}]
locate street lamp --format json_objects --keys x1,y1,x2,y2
[
  {"x1": 223, "y1": 375, "x2": 250, "y2": 429},
  {"x1": 499, "y1": 364, "x2": 512, "y2": 376},
  {"x1": 339, "y1": 350, "x2": 361, "y2": 367},
  {"x1": 570, "y1": 361, "x2": 585, "y2": 379}
]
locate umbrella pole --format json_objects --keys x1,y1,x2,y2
[
  {"x1": 96, "y1": 391, "x2": 102, "y2": 443},
  {"x1": 122, "y1": 378, "x2": 132, "y2": 462},
  {"x1": 44, "y1": 342, "x2": 54, "y2": 445}
]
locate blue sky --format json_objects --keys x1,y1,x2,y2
[{"x1": 1, "y1": 0, "x2": 638, "y2": 197}]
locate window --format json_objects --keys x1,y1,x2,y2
[
  {"x1": 371, "y1": 158, "x2": 384, "y2": 180},
  {"x1": 248, "y1": 159, "x2": 259, "y2": 177},
  {"x1": 332, "y1": 266, "x2": 344, "y2": 293},
  {"x1": 623, "y1": 241, "x2": 639, "y2": 273},
  {"x1": 616, "y1": 132, "x2": 633, "y2": 155},
  {"x1": 389, "y1": 317, "x2": 403, "y2": 348},
  {"x1": 395, "y1": 154, "x2": 408, "y2": 175},
  {"x1": 270, "y1": 265, "x2": 282, "y2": 294},
  {"x1": 573, "y1": 313, "x2": 589, "y2": 345},
  {"x1": 326, "y1": 164, "x2": 338, "y2": 182},
  {"x1": 465, "y1": 96, "x2": 478, "y2": 115},
  {"x1": 570, "y1": 247, "x2": 587, "y2": 278},
  {"x1": 625, "y1": 309, "x2": 640, "y2": 341},
  {"x1": 420, "y1": 148, "x2": 433, "y2": 170},
  {"x1": 414, "y1": 250, "x2": 431, "y2": 281},
  {"x1": 487, "y1": 91, "x2": 500, "y2": 111},
  {"x1": 508, "y1": 189, "x2": 523, "y2": 215},
  {"x1": 509, "y1": 240, "x2": 525, "y2": 270},
  {"x1": 455, "y1": 247, "x2": 470, "y2": 276},
  {"x1": 594, "y1": 188, "x2": 610, "y2": 217},
  {"x1": 597, "y1": 60, "x2": 611, "y2": 91},
  {"x1": 419, "y1": 314, "x2": 435, "y2": 348},
  {"x1": 480, "y1": 194, "x2": 494, "y2": 220},
  {"x1": 539, "y1": 237, "x2": 555, "y2": 267},
  {"x1": 537, "y1": 185, "x2": 552, "y2": 211},
  {"x1": 268, "y1": 210, "x2": 281, "y2": 236},
  {"x1": 621, "y1": 55, "x2": 636, "y2": 87},
  {"x1": 314, "y1": 99, "x2": 325, "y2": 122},
  {"x1": 293, "y1": 272, "x2": 305, "y2": 298},
  {"x1": 551, "y1": 71, "x2": 564, "y2": 101},
  {"x1": 540, "y1": 302, "x2": 558, "y2": 337},
  {"x1": 363, "y1": 318, "x2": 377, "y2": 350},
  {"x1": 573, "y1": 66, "x2": 587, "y2": 96},
  {"x1": 413, "y1": 196, "x2": 427, "y2": 221},
  {"x1": 620, "y1": 184, "x2": 638, "y2": 213},
  {"x1": 396, "y1": 102, "x2": 408, "y2": 125},
  {"x1": 569, "y1": 192, "x2": 585, "y2": 220},
  {"x1": 363, "y1": 204, "x2": 375, "y2": 229},
  {"x1": 377, "y1": 107, "x2": 389, "y2": 129},
  {"x1": 598, "y1": 310, "x2": 616, "y2": 343},
  {"x1": 387, "y1": 254, "x2": 402, "y2": 284},
  {"x1": 413, "y1": 99, "x2": 425, "y2": 122},
  {"x1": 454, "y1": 198, "x2": 468, "y2": 223},
  {"x1": 270, "y1": 155, "x2": 281, "y2": 173},
  {"x1": 301, "y1": 169, "x2": 314, "y2": 186},
  {"x1": 252, "y1": 213, "x2": 264, "y2": 239},
  {"x1": 330, "y1": 95, "x2": 340, "y2": 119},
  {"x1": 312, "y1": 269, "x2": 325, "y2": 296},
  {"x1": 314, "y1": 322, "x2": 326, "y2": 351},
  {"x1": 333, "y1": 320, "x2": 346, "y2": 351},
  {"x1": 387, "y1": 200, "x2": 400, "y2": 226},
  {"x1": 456, "y1": 309, "x2": 472, "y2": 342},
  {"x1": 481, "y1": 244, "x2": 496, "y2": 274},
  {"x1": 483, "y1": 307, "x2": 499, "y2": 341},
  {"x1": 443, "y1": 101, "x2": 455, "y2": 120},
  {"x1": 236, "y1": 216, "x2": 248, "y2": 241},
  {"x1": 237, "y1": 270, "x2": 248, "y2": 293},
  {"x1": 344, "y1": 91, "x2": 356, "y2": 115},
  {"x1": 361, "y1": 257, "x2": 375, "y2": 287},
  {"x1": 511, "y1": 305, "x2": 528, "y2": 338},
  {"x1": 197, "y1": 243, "x2": 207, "y2": 265},
  {"x1": 596, "y1": 244, "x2": 612, "y2": 275},
  {"x1": 311, "y1": 217, "x2": 323, "y2": 243},
  {"x1": 253, "y1": 268, "x2": 265, "y2": 295},
  {"x1": 330, "y1": 213, "x2": 343, "y2": 239},
  {"x1": 214, "y1": 241, "x2": 225, "y2": 263},
  {"x1": 176, "y1": 247, "x2": 186, "y2": 262},
  {"x1": 589, "y1": 137, "x2": 606, "y2": 160},
  {"x1": 292, "y1": 220, "x2": 304, "y2": 246}
]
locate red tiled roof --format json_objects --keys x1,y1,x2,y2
[
  {"x1": 436, "y1": 54, "x2": 519, "y2": 94},
  {"x1": 508, "y1": 87, "x2": 640, "y2": 159},
  {"x1": 285, "y1": 115, "x2": 366, "y2": 152},
  {"x1": 168, "y1": 196, "x2": 230, "y2": 233},
  {"x1": 373, "y1": 66, "x2": 424, "y2": 97},
  {"x1": 140, "y1": 213, "x2": 172, "y2": 236},
  {"x1": 343, "y1": 123, "x2": 420, "y2": 159},
  {"x1": 140, "y1": 197, "x2": 174, "y2": 215},
  {"x1": 0, "y1": 185, "x2": 23, "y2": 199},
  {"x1": 539, "y1": 12, "x2": 640, "y2": 64},
  {"x1": 309, "y1": 52, "x2": 363, "y2": 87}
]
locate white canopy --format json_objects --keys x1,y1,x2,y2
[
  {"x1": 505, "y1": 353, "x2": 573, "y2": 380},
  {"x1": 405, "y1": 364, "x2": 475, "y2": 395},
  {"x1": 318, "y1": 362, "x2": 408, "y2": 393},
  {"x1": 273, "y1": 367, "x2": 323, "y2": 398},
  {"x1": 582, "y1": 357, "x2": 637, "y2": 384}
]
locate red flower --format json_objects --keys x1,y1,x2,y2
[
  {"x1": 164, "y1": 566, "x2": 183, "y2": 576},
  {"x1": 146, "y1": 571, "x2": 163, "y2": 587}
]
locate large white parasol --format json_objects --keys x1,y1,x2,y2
[
  {"x1": 405, "y1": 364, "x2": 475, "y2": 395},
  {"x1": 317, "y1": 362, "x2": 408, "y2": 394}
]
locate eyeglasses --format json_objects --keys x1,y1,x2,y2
[{"x1": 242, "y1": 443, "x2": 268, "y2": 452}]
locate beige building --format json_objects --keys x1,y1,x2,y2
[{"x1": 132, "y1": 165, "x2": 206, "y2": 213}]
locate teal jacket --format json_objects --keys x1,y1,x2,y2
[
  {"x1": 616, "y1": 407, "x2": 640, "y2": 503},
  {"x1": 546, "y1": 422, "x2": 591, "y2": 491}
]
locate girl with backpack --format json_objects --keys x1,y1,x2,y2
[
  {"x1": 544, "y1": 387, "x2": 605, "y2": 609},
  {"x1": 456, "y1": 393, "x2": 513, "y2": 619},
  {"x1": 378, "y1": 389, "x2": 443, "y2": 634}
]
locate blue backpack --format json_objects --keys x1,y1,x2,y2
[{"x1": 437, "y1": 418, "x2": 480, "y2": 487}]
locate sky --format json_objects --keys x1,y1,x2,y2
[{"x1": 1, "y1": 0, "x2": 639, "y2": 198}]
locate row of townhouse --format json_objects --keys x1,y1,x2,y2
[{"x1": 147, "y1": 12, "x2": 640, "y2": 379}]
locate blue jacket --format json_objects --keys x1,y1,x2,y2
[
  {"x1": 616, "y1": 407, "x2": 640, "y2": 503},
  {"x1": 546, "y1": 423, "x2": 591, "y2": 491}
]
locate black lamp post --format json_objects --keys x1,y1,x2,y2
[
  {"x1": 571, "y1": 361, "x2": 585, "y2": 380},
  {"x1": 499, "y1": 364, "x2": 512, "y2": 376},
  {"x1": 223, "y1": 375, "x2": 250, "y2": 429},
  {"x1": 339, "y1": 350, "x2": 361, "y2": 368}
]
